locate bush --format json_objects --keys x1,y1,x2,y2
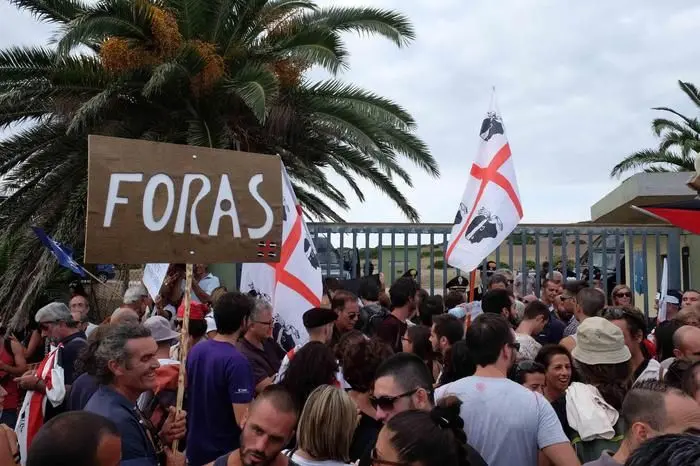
[{"x1": 433, "y1": 260, "x2": 445, "y2": 269}]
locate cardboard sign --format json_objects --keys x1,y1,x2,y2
[{"x1": 85, "y1": 136, "x2": 283, "y2": 264}]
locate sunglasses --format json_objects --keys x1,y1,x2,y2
[
  {"x1": 370, "y1": 388, "x2": 419, "y2": 411},
  {"x1": 367, "y1": 448, "x2": 410, "y2": 466},
  {"x1": 615, "y1": 292, "x2": 632, "y2": 298}
]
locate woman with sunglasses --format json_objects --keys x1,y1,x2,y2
[
  {"x1": 401, "y1": 326, "x2": 441, "y2": 383},
  {"x1": 283, "y1": 385, "x2": 357, "y2": 466},
  {"x1": 365, "y1": 395, "x2": 486, "y2": 466},
  {"x1": 610, "y1": 284, "x2": 633, "y2": 307}
]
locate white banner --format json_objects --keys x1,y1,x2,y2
[
  {"x1": 446, "y1": 93, "x2": 523, "y2": 272},
  {"x1": 142, "y1": 263, "x2": 169, "y2": 300},
  {"x1": 240, "y1": 165, "x2": 322, "y2": 350}
]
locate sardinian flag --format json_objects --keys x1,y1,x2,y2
[
  {"x1": 446, "y1": 93, "x2": 523, "y2": 272},
  {"x1": 240, "y1": 165, "x2": 322, "y2": 350}
]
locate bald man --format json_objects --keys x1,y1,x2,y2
[
  {"x1": 672, "y1": 326, "x2": 700, "y2": 362},
  {"x1": 110, "y1": 307, "x2": 140, "y2": 325}
]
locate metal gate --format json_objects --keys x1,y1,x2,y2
[{"x1": 307, "y1": 223, "x2": 683, "y2": 318}]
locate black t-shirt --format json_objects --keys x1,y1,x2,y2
[{"x1": 350, "y1": 412, "x2": 382, "y2": 462}]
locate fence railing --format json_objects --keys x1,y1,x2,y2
[{"x1": 307, "y1": 223, "x2": 683, "y2": 319}]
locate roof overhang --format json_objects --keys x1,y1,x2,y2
[{"x1": 590, "y1": 172, "x2": 697, "y2": 224}]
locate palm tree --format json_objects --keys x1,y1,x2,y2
[
  {"x1": 611, "y1": 80, "x2": 700, "y2": 178},
  {"x1": 0, "y1": 0, "x2": 437, "y2": 324}
]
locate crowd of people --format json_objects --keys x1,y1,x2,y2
[{"x1": 1, "y1": 262, "x2": 700, "y2": 466}]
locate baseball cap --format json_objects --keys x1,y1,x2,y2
[
  {"x1": 572, "y1": 317, "x2": 631, "y2": 365},
  {"x1": 144, "y1": 316, "x2": 180, "y2": 343},
  {"x1": 35, "y1": 302, "x2": 74, "y2": 324},
  {"x1": 302, "y1": 307, "x2": 337, "y2": 329}
]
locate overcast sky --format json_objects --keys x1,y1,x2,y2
[{"x1": 2, "y1": 0, "x2": 699, "y2": 224}]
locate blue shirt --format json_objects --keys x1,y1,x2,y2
[
  {"x1": 535, "y1": 311, "x2": 566, "y2": 345},
  {"x1": 186, "y1": 339, "x2": 254, "y2": 466},
  {"x1": 85, "y1": 385, "x2": 158, "y2": 466}
]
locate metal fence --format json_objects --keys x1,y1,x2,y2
[{"x1": 307, "y1": 223, "x2": 683, "y2": 318}]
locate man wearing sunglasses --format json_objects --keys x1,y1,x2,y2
[
  {"x1": 238, "y1": 300, "x2": 285, "y2": 395},
  {"x1": 435, "y1": 313, "x2": 579, "y2": 466},
  {"x1": 372, "y1": 353, "x2": 435, "y2": 423}
]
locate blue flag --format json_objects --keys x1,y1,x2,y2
[{"x1": 31, "y1": 227, "x2": 86, "y2": 277}]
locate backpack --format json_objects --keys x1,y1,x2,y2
[
  {"x1": 137, "y1": 364, "x2": 180, "y2": 432},
  {"x1": 362, "y1": 304, "x2": 391, "y2": 336},
  {"x1": 570, "y1": 418, "x2": 625, "y2": 463}
]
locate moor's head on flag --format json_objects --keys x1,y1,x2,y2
[{"x1": 446, "y1": 95, "x2": 523, "y2": 273}]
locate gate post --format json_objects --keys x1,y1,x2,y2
[{"x1": 667, "y1": 229, "x2": 682, "y2": 291}]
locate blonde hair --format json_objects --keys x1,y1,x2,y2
[
  {"x1": 611, "y1": 284, "x2": 633, "y2": 305},
  {"x1": 296, "y1": 385, "x2": 357, "y2": 462},
  {"x1": 676, "y1": 305, "x2": 700, "y2": 327}
]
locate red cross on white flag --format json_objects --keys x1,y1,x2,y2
[
  {"x1": 446, "y1": 92, "x2": 523, "y2": 272},
  {"x1": 240, "y1": 165, "x2": 322, "y2": 349}
]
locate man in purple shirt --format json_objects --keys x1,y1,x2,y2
[{"x1": 186, "y1": 292, "x2": 255, "y2": 466}]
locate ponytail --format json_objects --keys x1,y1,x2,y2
[{"x1": 386, "y1": 396, "x2": 480, "y2": 466}]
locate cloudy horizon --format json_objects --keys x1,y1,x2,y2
[{"x1": 2, "y1": 0, "x2": 698, "y2": 225}]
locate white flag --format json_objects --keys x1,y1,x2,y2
[
  {"x1": 142, "y1": 263, "x2": 169, "y2": 300},
  {"x1": 657, "y1": 258, "x2": 669, "y2": 322},
  {"x1": 446, "y1": 94, "x2": 523, "y2": 272},
  {"x1": 240, "y1": 165, "x2": 323, "y2": 350}
]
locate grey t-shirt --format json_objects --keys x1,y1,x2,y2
[
  {"x1": 583, "y1": 451, "x2": 620, "y2": 466},
  {"x1": 435, "y1": 376, "x2": 568, "y2": 466}
]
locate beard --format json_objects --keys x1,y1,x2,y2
[{"x1": 239, "y1": 435, "x2": 279, "y2": 466}]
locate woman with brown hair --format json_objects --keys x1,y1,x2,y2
[
  {"x1": 610, "y1": 284, "x2": 633, "y2": 307},
  {"x1": 338, "y1": 333, "x2": 393, "y2": 462}
]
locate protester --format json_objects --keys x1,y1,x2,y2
[
  {"x1": 376, "y1": 278, "x2": 417, "y2": 353},
  {"x1": 283, "y1": 385, "x2": 356, "y2": 466},
  {"x1": 582, "y1": 380, "x2": 700, "y2": 466},
  {"x1": 509, "y1": 360, "x2": 546, "y2": 394},
  {"x1": 675, "y1": 306, "x2": 700, "y2": 327},
  {"x1": 69, "y1": 294, "x2": 98, "y2": 337},
  {"x1": 444, "y1": 290, "x2": 466, "y2": 311},
  {"x1": 357, "y1": 280, "x2": 388, "y2": 334},
  {"x1": 438, "y1": 340, "x2": 476, "y2": 386},
  {"x1": 139, "y1": 316, "x2": 181, "y2": 432},
  {"x1": 209, "y1": 386, "x2": 299, "y2": 466},
  {"x1": 560, "y1": 287, "x2": 607, "y2": 352},
  {"x1": 276, "y1": 307, "x2": 336, "y2": 383},
  {"x1": 601, "y1": 307, "x2": 659, "y2": 384},
  {"x1": 370, "y1": 396, "x2": 487, "y2": 466},
  {"x1": 655, "y1": 319, "x2": 684, "y2": 368},
  {"x1": 535, "y1": 345, "x2": 574, "y2": 404},
  {"x1": 664, "y1": 359, "x2": 692, "y2": 389},
  {"x1": 480, "y1": 289, "x2": 517, "y2": 325},
  {"x1": 665, "y1": 290, "x2": 683, "y2": 321},
  {"x1": 436, "y1": 313, "x2": 577, "y2": 466},
  {"x1": 560, "y1": 281, "x2": 587, "y2": 337},
  {"x1": 625, "y1": 434, "x2": 700, "y2": 466},
  {"x1": 536, "y1": 279, "x2": 567, "y2": 345},
  {"x1": 672, "y1": 325, "x2": 700, "y2": 362},
  {"x1": 170, "y1": 301, "x2": 209, "y2": 361},
  {"x1": 330, "y1": 291, "x2": 360, "y2": 348},
  {"x1": 0, "y1": 327, "x2": 27, "y2": 427},
  {"x1": 15, "y1": 302, "x2": 88, "y2": 458},
  {"x1": 25, "y1": 411, "x2": 121, "y2": 466},
  {"x1": 429, "y1": 314, "x2": 463, "y2": 361},
  {"x1": 610, "y1": 285, "x2": 633, "y2": 307},
  {"x1": 110, "y1": 307, "x2": 140, "y2": 325},
  {"x1": 514, "y1": 301, "x2": 550, "y2": 361},
  {"x1": 85, "y1": 324, "x2": 186, "y2": 465},
  {"x1": 237, "y1": 299, "x2": 284, "y2": 394},
  {"x1": 186, "y1": 292, "x2": 254, "y2": 466},
  {"x1": 682, "y1": 290, "x2": 700, "y2": 309},
  {"x1": 682, "y1": 361, "x2": 700, "y2": 403},
  {"x1": 565, "y1": 317, "x2": 631, "y2": 462},
  {"x1": 403, "y1": 325, "x2": 441, "y2": 382},
  {"x1": 280, "y1": 342, "x2": 339, "y2": 410},
  {"x1": 190, "y1": 264, "x2": 221, "y2": 304},
  {"x1": 122, "y1": 285, "x2": 150, "y2": 320},
  {"x1": 68, "y1": 324, "x2": 111, "y2": 411},
  {"x1": 339, "y1": 337, "x2": 393, "y2": 461},
  {"x1": 417, "y1": 295, "x2": 445, "y2": 327}
]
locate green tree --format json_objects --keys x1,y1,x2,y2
[
  {"x1": 611, "y1": 80, "x2": 700, "y2": 177},
  {"x1": 0, "y1": 0, "x2": 437, "y2": 323}
]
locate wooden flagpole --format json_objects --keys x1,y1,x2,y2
[
  {"x1": 466, "y1": 269, "x2": 477, "y2": 330},
  {"x1": 172, "y1": 263, "x2": 192, "y2": 451}
]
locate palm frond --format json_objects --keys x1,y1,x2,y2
[
  {"x1": 610, "y1": 149, "x2": 694, "y2": 178},
  {"x1": 266, "y1": 28, "x2": 347, "y2": 73},
  {"x1": 223, "y1": 64, "x2": 279, "y2": 123},
  {"x1": 8, "y1": 0, "x2": 87, "y2": 24},
  {"x1": 290, "y1": 183, "x2": 344, "y2": 221},
  {"x1": 299, "y1": 6, "x2": 415, "y2": 48},
  {"x1": 679, "y1": 80, "x2": 700, "y2": 108},
  {"x1": 0, "y1": 46, "x2": 56, "y2": 82}
]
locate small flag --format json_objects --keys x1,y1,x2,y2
[
  {"x1": 446, "y1": 91, "x2": 523, "y2": 272},
  {"x1": 31, "y1": 227, "x2": 86, "y2": 277},
  {"x1": 658, "y1": 258, "x2": 669, "y2": 322}
]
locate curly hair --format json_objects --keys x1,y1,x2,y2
[
  {"x1": 339, "y1": 336, "x2": 393, "y2": 393},
  {"x1": 280, "y1": 342, "x2": 338, "y2": 410},
  {"x1": 74, "y1": 324, "x2": 113, "y2": 377},
  {"x1": 575, "y1": 360, "x2": 631, "y2": 410}
]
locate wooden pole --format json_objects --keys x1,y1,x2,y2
[
  {"x1": 466, "y1": 269, "x2": 477, "y2": 330},
  {"x1": 172, "y1": 263, "x2": 192, "y2": 451}
]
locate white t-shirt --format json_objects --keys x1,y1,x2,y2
[
  {"x1": 515, "y1": 334, "x2": 542, "y2": 362},
  {"x1": 184, "y1": 273, "x2": 221, "y2": 303},
  {"x1": 283, "y1": 451, "x2": 350, "y2": 466},
  {"x1": 435, "y1": 376, "x2": 568, "y2": 466}
]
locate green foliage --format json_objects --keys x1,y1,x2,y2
[
  {"x1": 433, "y1": 259, "x2": 444, "y2": 269},
  {"x1": 611, "y1": 80, "x2": 700, "y2": 178},
  {"x1": 0, "y1": 0, "x2": 436, "y2": 323},
  {"x1": 526, "y1": 260, "x2": 537, "y2": 270}
]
